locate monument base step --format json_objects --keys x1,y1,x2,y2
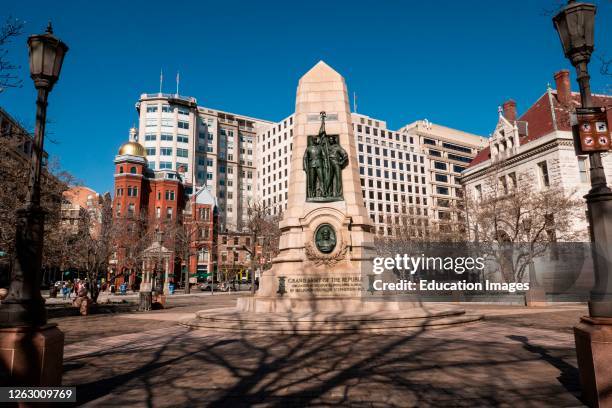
[{"x1": 181, "y1": 305, "x2": 483, "y2": 334}]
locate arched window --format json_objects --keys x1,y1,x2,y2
[
  {"x1": 130, "y1": 166, "x2": 137, "y2": 174},
  {"x1": 119, "y1": 166, "x2": 124, "y2": 174}
]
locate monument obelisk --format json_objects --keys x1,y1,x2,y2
[
  {"x1": 186, "y1": 61, "x2": 481, "y2": 331},
  {"x1": 238, "y1": 61, "x2": 374, "y2": 312}
]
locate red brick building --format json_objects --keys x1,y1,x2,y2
[
  {"x1": 111, "y1": 132, "x2": 185, "y2": 290},
  {"x1": 110, "y1": 130, "x2": 219, "y2": 291},
  {"x1": 187, "y1": 187, "x2": 217, "y2": 283}
]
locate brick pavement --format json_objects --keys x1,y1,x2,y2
[{"x1": 51, "y1": 298, "x2": 589, "y2": 407}]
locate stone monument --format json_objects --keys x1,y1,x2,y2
[
  {"x1": 238, "y1": 61, "x2": 374, "y2": 313},
  {"x1": 185, "y1": 61, "x2": 481, "y2": 332}
]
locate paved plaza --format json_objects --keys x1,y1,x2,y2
[{"x1": 51, "y1": 294, "x2": 589, "y2": 407}]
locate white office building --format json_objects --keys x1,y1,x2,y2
[
  {"x1": 135, "y1": 93, "x2": 272, "y2": 232},
  {"x1": 256, "y1": 112, "x2": 485, "y2": 237}
]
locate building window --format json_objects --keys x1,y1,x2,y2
[
  {"x1": 199, "y1": 207, "x2": 210, "y2": 221},
  {"x1": 177, "y1": 148, "x2": 188, "y2": 158},
  {"x1": 423, "y1": 138, "x2": 436, "y2": 145},
  {"x1": 146, "y1": 105, "x2": 158, "y2": 113},
  {"x1": 159, "y1": 161, "x2": 172, "y2": 170},
  {"x1": 436, "y1": 186, "x2": 449, "y2": 195},
  {"x1": 165, "y1": 190, "x2": 175, "y2": 201},
  {"x1": 162, "y1": 105, "x2": 172, "y2": 113},
  {"x1": 448, "y1": 154, "x2": 472, "y2": 163},
  {"x1": 128, "y1": 203, "x2": 135, "y2": 215},
  {"x1": 538, "y1": 161, "x2": 550, "y2": 187},
  {"x1": 475, "y1": 184, "x2": 482, "y2": 200},
  {"x1": 146, "y1": 147, "x2": 156, "y2": 156},
  {"x1": 160, "y1": 147, "x2": 172, "y2": 156},
  {"x1": 177, "y1": 135, "x2": 188, "y2": 143},
  {"x1": 166, "y1": 207, "x2": 173, "y2": 219},
  {"x1": 161, "y1": 133, "x2": 173, "y2": 141},
  {"x1": 434, "y1": 161, "x2": 447, "y2": 170},
  {"x1": 178, "y1": 108, "x2": 189, "y2": 116},
  {"x1": 435, "y1": 174, "x2": 448, "y2": 183},
  {"x1": 130, "y1": 166, "x2": 137, "y2": 174},
  {"x1": 178, "y1": 121, "x2": 189, "y2": 129},
  {"x1": 144, "y1": 134, "x2": 156, "y2": 141},
  {"x1": 499, "y1": 176, "x2": 508, "y2": 194},
  {"x1": 156, "y1": 207, "x2": 160, "y2": 218},
  {"x1": 578, "y1": 157, "x2": 589, "y2": 183},
  {"x1": 119, "y1": 166, "x2": 124, "y2": 173},
  {"x1": 442, "y1": 142, "x2": 472, "y2": 154},
  {"x1": 508, "y1": 172, "x2": 517, "y2": 189}
]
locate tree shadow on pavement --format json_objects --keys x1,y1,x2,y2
[
  {"x1": 61, "y1": 313, "x2": 584, "y2": 407},
  {"x1": 507, "y1": 334, "x2": 582, "y2": 402}
]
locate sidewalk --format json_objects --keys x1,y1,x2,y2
[
  {"x1": 58, "y1": 303, "x2": 588, "y2": 407},
  {"x1": 43, "y1": 288, "x2": 251, "y2": 305}
]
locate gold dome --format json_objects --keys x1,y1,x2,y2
[{"x1": 118, "y1": 141, "x2": 146, "y2": 157}]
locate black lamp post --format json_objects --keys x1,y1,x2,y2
[
  {"x1": 1, "y1": 23, "x2": 68, "y2": 327},
  {"x1": 553, "y1": 0, "x2": 612, "y2": 318},
  {"x1": 553, "y1": 1, "x2": 609, "y2": 196},
  {"x1": 553, "y1": 2, "x2": 612, "y2": 406}
]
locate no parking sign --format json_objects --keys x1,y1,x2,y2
[{"x1": 572, "y1": 107, "x2": 610, "y2": 154}]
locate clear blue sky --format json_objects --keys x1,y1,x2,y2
[{"x1": 1, "y1": 0, "x2": 610, "y2": 194}]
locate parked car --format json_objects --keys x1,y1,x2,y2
[{"x1": 199, "y1": 282, "x2": 227, "y2": 292}]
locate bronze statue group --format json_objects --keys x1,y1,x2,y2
[{"x1": 303, "y1": 112, "x2": 349, "y2": 201}]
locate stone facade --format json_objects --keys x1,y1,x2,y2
[{"x1": 462, "y1": 70, "x2": 612, "y2": 239}]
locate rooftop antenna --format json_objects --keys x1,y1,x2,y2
[
  {"x1": 176, "y1": 71, "x2": 180, "y2": 96},
  {"x1": 353, "y1": 92, "x2": 358, "y2": 113},
  {"x1": 159, "y1": 68, "x2": 163, "y2": 94}
]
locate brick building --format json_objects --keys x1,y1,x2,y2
[
  {"x1": 111, "y1": 130, "x2": 186, "y2": 290},
  {"x1": 186, "y1": 186, "x2": 217, "y2": 283}
]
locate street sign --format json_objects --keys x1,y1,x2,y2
[{"x1": 572, "y1": 107, "x2": 610, "y2": 154}]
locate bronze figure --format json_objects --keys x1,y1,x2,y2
[{"x1": 303, "y1": 112, "x2": 348, "y2": 202}]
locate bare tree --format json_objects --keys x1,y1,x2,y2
[
  {"x1": 464, "y1": 164, "x2": 586, "y2": 283},
  {"x1": 68, "y1": 193, "x2": 113, "y2": 302},
  {"x1": 0, "y1": 16, "x2": 24, "y2": 92},
  {"x1": 0, "y1": 122, "x2": 75, "y2": 284},
  {"x1": 244, "y1": 199, "x2": 281, "y2": 294}
]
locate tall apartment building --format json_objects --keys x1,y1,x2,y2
[
  {"x1": 256, "y1": 112, "x2": 484, "y2": 237},
  {"x1": 400, "y1": 120, "x2": 487, "y2": 231},
  {"x1": 135, "y1": 93, "x2": 272, "y2": 233}
]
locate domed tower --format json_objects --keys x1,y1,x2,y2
[{"x1": 114, "y1": 129, "x2": 148, "y2": 219}]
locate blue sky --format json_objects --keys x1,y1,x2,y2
[{"x1": 1, "y1": 0, "x2": 610, "y2": 194}]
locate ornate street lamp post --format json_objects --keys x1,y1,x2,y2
[
  {"x1": 553, "y1": 2, "x2": 612, "y2": 406},
  {"x1": 0, "y1": 23, "x2": 68, "y2": 385},
  {"x1": 2, "y1": 23, "x2": 68, "y2": 327}
]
